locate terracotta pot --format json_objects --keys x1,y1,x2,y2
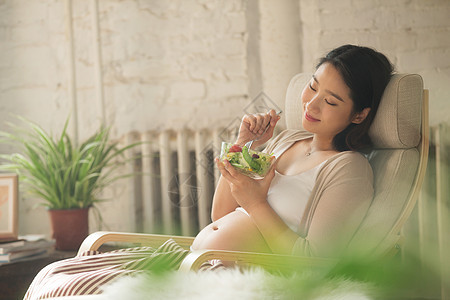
[{"x1": 48, "y1": 208, "x2": 90, "y2": 251}]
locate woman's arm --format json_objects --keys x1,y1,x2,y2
[
  {"x1": 248, "y1": 157, "x2": 373, "y2": 256},
  {"x1": 210, "y1": 176, "x2": 238, "y2": 222},
  {"x1": 245, "y1": 202, "x2": 300, "y2": 254},
  {"x1": 211, "y1": 110, "x2": 280, "y2": 222},
  {"x1": 292, "y1": 153, "x2": 374, "y2": 257}
]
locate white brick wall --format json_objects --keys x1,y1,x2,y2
[
  {"x1": 299, "y1": 0, "x2": 450, "y2": 126},
  {"x1": 0, "y1": 0, "x2": 251, "y2": 235},
  {"x1": 1, "y1": 0, "x2": 449, "y2": 235},
  {"x1": 96, "y1": 0, "x2": 250, "y2": 137}
]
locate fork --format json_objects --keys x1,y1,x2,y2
[{"x1": 245, "y1": 110, "x2": 282, "y2": 149}]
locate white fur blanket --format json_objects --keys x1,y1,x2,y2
[{"x1": 98, "y1": 268, "x2": 375, "y2": 300}]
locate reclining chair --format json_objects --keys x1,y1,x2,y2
[{"x1": 78, "y1": 72, "x2": 429, "y2": 273}]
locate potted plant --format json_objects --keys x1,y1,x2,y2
[{"x1": 0, "y1": 117, "x2": 139, "y2": 250}]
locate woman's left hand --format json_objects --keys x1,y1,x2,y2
[{"x1": 215, "y1": 157, "x2": 277, "y2": 212}]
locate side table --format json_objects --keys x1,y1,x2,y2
[{"x1": 0, "y1": 249, "x2": 76, "y2": 300}]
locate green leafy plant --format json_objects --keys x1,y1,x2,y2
[{"x1": 0, "y1": 116, "x2": 139, "y2": 210}]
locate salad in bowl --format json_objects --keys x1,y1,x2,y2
[{"x1": 220, "y1": 142, "x2": 275, "y2": 178}]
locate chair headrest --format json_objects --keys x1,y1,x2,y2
[{"x1": 284, "y1": 73, "x2": 423, "y2": 149}]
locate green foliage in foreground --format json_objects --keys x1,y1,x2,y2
[
  {"x1": 135, "y1": 248, "x2": 444, "y2": 299},
  {"x1": 0, "y1": 116, "x2": 140, "y2": 209}
]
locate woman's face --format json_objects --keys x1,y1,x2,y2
[{"x1": 301, "y1": 63, "x2": 368, "y2": 140}]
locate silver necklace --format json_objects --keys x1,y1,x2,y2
[{"x1": 306, "y1": 147, "x2": 334, "y2": 156}]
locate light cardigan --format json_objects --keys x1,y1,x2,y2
[{"x1": 264, "y1": 129, "x2": 374, "y2": 258}]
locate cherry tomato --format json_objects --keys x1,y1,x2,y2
[{"x1": 229, "y1": 144, "x2": 242, "y2": 153}]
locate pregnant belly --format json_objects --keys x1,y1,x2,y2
[{"x1": 191, "y1": 210, "x2": 271, "y2": 253}]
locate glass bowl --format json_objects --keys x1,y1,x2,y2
[{"x1": 219, "y1": 142, "x2": 275, "y2": 179}]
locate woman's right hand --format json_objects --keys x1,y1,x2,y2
[{"x1": 235, "y1": 109, "x2": 281, "y2": 148}]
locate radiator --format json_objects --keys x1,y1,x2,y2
[{"x1": 123, "y1": 127, "x2": 238, "y2": 237}]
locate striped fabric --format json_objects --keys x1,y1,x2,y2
[
  {"x1": 24, "y1": 239, "x2": 189, "y2": 300},
  {"x1": 198, "y1": 259, "x2": 226, "y2": 272}
]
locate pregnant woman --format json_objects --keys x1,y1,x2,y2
[
  {"x1": 193, "y1": 44, "x2": 393, "y2": 258},
  {"x1": 25, "y1": 44, "x2": 394, "y2": 299}
]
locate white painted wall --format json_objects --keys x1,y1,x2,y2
[{"x1": 0, "y1": 0, "x2": 449, "y2": 236}]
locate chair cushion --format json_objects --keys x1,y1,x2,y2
[
  {"x1": 369, "y1": 74, "x2": 423, "y2": 148},
  {"x1": 285, "y1": 73, "x2": 311, "y2": 131},
  {"x1": 348, "y1": 148, "x2": 420, "y2": 255},
  {"x1": 284, "y1": 73, "x2": 423, "y2": 149}
]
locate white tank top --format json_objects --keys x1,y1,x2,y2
[{"x1": 236, "y1": 141, "x2": 323, "y2": 233}]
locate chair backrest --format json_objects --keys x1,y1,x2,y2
[{"x1": 284, "y1": 73, "x2": 429, "y2": 256}]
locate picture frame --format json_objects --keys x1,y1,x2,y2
[{"x1": 0, "y1": 174, "x2": 18, "y2": 241}]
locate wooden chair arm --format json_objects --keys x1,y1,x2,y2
[
  {"x1": 77, "y1": 231, "x2": 195, "y2": 256},
  {"x1": 180, "y1": 249, "x2": 337, "y2": 273},
  {"x1": 78, "y1": 231, "x2": 337, "y2": 274}
]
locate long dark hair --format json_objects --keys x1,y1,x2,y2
[{"x1": 317, "y1": 45, "x2": 394, "y2": 151}]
